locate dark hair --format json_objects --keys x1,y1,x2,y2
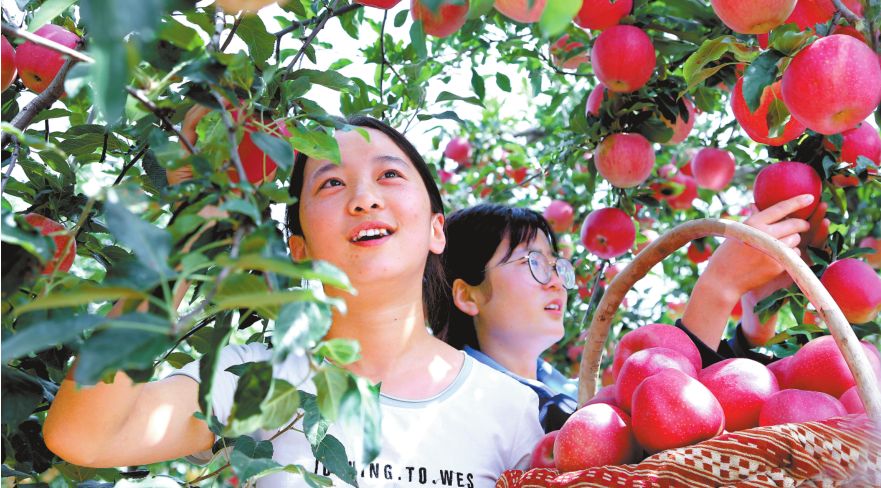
[
  {"x1": 284, "y1": 116, "x2": 447, "y2": 331},
  {"x1": 439, "y1": 203, "x2": 559, "y2": 350}
]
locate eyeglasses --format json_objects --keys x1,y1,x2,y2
[{"x1": 489, "y1": 250, "x2": 577, "y2": 290}]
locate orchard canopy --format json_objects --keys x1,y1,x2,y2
[{"x1": 2, "y1": 0, "x2": 881, "y2": 485}]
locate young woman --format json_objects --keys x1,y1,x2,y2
[
  {"x1": 43, "y1": 117, "x2": 544, "y2": 487},
  {"x1": 441, "y1": 197, "x2": 821, "y2": 432}
]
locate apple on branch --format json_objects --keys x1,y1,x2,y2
[
  {"x1": 15, "y1": 24, "x2": 81, "y2": 93},
  {"x1": 411, "y1": 0, "x2": 470, "y2": 38},
  {"x1": 1, "y1": 36, "x2": 16, "y2": 91}
]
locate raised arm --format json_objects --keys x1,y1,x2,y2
[{"x1": 682, "y1": 194, "x2": 816, "y2": 348}]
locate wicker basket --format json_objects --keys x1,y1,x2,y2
[{"x1": 497, "y1": 219, "x2": 881, "y2": 488}]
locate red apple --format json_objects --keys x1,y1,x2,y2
[
  {"x1": 758, "y1": 389, "x2": 846, "y2": 426},
  {"x1": 665, "y1": 174, "x2": 698, "y2": 210},
  {"x1": 528, "y1": 430, "x2": 558, "y2": 469},
  {"x1": 590, "y1": 25, "x2": 656, "y2": 93},
  {"x1": 584, "y1": 384, "x2": 619, "y2": 407},
  {"x1": 699, "y1": 358, "x2": 780, "y2": 431},
  {"x1": 574, "y1": 0, "x2": 633, "y2": 31},
  {"x1": 215, "y1": 0, "x2": 278, "y2": 11},
  {"x1": 15, "y1": 24, "x2": 81, "y2": 93},
  {"x1": 731, "y1": 78, "x2": 806, "y2": 146},
  {"x1": 24, "y1": 213, "x2": 76, "y2": 275},
  {"x1": 819, "y1": 259, "x2": 881, "y2": 324},
  {"x1": 757, "y1": 33, "x2": 769, "y2": 49},
  {"x1": 710, "y1": 0, "x2": 797, "y2": 34},
  {"x1": 443, "y1": 137, "x2": 472, "y2": 165},
  {"x1": 660, "y1": 98, "x2": 696, "y2": 145},
  {"x1": 494, "y1": 0, "x2": 547, "y2": 23},
  {"x1": 1, "y1": 36, "x2": 16, "y2": 91},
  {"x1": 411, "y1": 0, "x2": 470, "y2": 38},
  {"x1": 786, "y1": 0, "x2": 863, "y2": 30},
  {"x1": 788, "y1": 334, "x2": 881, "y2": 397},
  {"x1": 505, "y1": 166, "x2": 528, "y2": 184},
  {"x1": 680, "y1": 159, "x2": 693, "y2": 176},
  {"x1": 551, "y1": 34, "x2": 590, "y2": 70},
  {"x1": 767, "y1": 355, "x2": 795, "y2": 389},
  {"x1": 859, "y1": 237, "x2": 881, "y2": 269},
  {"x1": 781, "y1": 35, "x2": 881, "y2": 135},
  {"x1": 438, "y1": 169, "x2": 454, "y2": 184},
  {"x1": 611, "y1": 323, "x2": 702, "y2": 379},
  {"x1": 839, "y1": 386, "x2": 866, "y2": 415},
  {"x1": 753, "y1": 161, "x2": 821, "y2": 220},
  {"x1": 616, "y1": 347, "x2": 697, "y2": 413},
  {"x1": 831, "y1": 122, "x2": 881, "y2": 166},
  {"x1": 692, "y1": 147, "x2": 735, "y2": 191},
  {"x1": 594, "y1": 132, "x2": 655, "y2": 188},
  {"x1": 554, "y1": 403, "x2": 636, "y2": 471},
  {"x1": 543, "y1": 200, "x2": 574, "y2": 233},
  {"x1": 830, "y1": 24, "x2": 866, "y2": 43},
  {"x1": 585, "y1": 84, "x2": 607, "y2": 117},
  {"x1": 229, "y1": 114, "x2": 290, "y2": 184},
  {"x1": 686, "y1": 241, "x2": 713, "y2": 264},
  {"x1": 631, "y1": 369, "x2": 725, "y2": 453},
  {"x1": 580, "y1": 208, "x2": 635, "y2": 260},
  {"x1": 355, "y1": 0, "x2": 403, "y2": 8}
]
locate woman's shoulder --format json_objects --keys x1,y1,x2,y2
[{"x1": 464, "y1": 356, "x2": 542, "y2": 404}]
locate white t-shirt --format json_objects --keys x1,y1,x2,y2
[{"x1": 168, "y1": 342, "x2": 543, "y2": 487}]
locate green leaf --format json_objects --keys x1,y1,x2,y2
[
  {"x1": 394, "y1": 10, "x2": 409, "y2": 27},
  {"x1": 75, "y1": 313, "x2": 174, "y2": 385},
  {"x1": 214, "y1": 273, "x2": 280, "y2": 319},
  {"x1": 225, "y1": 361, "x2": 274, "y2": 437},
  {"x1": 471, "y1": 69, "x2": 485, "y2": 101},
  {"x1": 273, "y1": 301, "x2": 333, "y2": 362},
  {"x1": 312, "y1": 364, "x2": 349, "y2": 422},
  {"x1": 338, "y1": 376, "x2": 381, "y2": 465},
  {"x1": 765, "y1": 97, "x2": 791, "y2": 138},
  {"x1": 314, "y1": 339, "x2": 360, "y2": 365},
  {"x1": 288, "y1": 125, "x2": 341, "y2": 164},
  {"x1": 216, "y1": 254, "x2": 353, "y2": 292},
  {"x1": 28, "y1": 0, "x2": 77, "y2": 33},
  {"x1": 539, "y1": 0, "x2": 582, "y2": 37},
  {"x1": 2, "y1": 314, "x2": 104, "y2": 360},
  {"x1": 157, "y1": 17, "x2": 204, "y2": 50},
  {"x1": 259, "y1": 379, "x2": 300, "y2": 431},
  {"x1": 496, "y1": 73, "x2": 511, "y2": 92},
  {"x1": 1, "y1": 366, "x2": 45, "y2": 428},
  {"x1": 238, "y1": 15, "x2": 275, "y2": 68},
  {"x1": 104, "y1": 196, "x2": 174, "y2": 277},
  {"x1": 436, "y1": 91, "x2": 484, "y2": 107},
  {"x1": 469, "y1": 0, "x2": 495, "y2": 19},
  {"x1": 230, "y1": 436, "x2": 281, "y2": 482},
  {"x1": 312, "y1": 434, "x2": 357, "y2": 486},
  {"x1": 251, "y1": 131, "x2": 295, "y2": 172},
  {"x1": 197, "y1": 314, "x2": 236, "y2": 419},
  {"x1": 742, "y1": 50, "x2": 783, "y2": 113},
  {"x1": 683, "y1": 36, "x2": 736, "y2": 88},
  {"x1": 301, "y1": 392, "x2": 329, "y2": 448},
  {"x1": 220, "y1": 197, "x2": 262, "y2": 222},
  {"x1": 290, "y1": 69, "x2": 360, "y2": 97},
  {"x1": 13, "y1": 286, "x2": 148, "y2": 315},
  {"x1": 409, "y1": 21, "x2": 427, "y2": 60}
]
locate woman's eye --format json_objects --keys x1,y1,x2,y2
[
  {"x1": 381, "y1": 169, "x2": 402, "y2": 179},
  {"x1": 319, "y1": 178, "x2": 344, "y2": 189}
]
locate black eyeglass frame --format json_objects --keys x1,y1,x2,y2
[{"x1": 487, "y1": 250, "x2": 577, "y2": 290}]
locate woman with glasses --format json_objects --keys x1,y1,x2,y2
[
  {"x1": 439, "y1": 197, "x2": 822, "y2": 433},
  {"x1": 440, "y1": 204, "x2": 579, "y2": 432}
]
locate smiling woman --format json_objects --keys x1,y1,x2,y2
[{"x1": 42, "y1": 117, "x2": 544, "y2": 487}]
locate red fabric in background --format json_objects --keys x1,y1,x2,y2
[{"x1": 497, "y1": 415, "x2": 881, "y2": 487}]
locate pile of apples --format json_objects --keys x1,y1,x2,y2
[{"x1": 529, "y1": 323, "x2": 881, "y2": 473}]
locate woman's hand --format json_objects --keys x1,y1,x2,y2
[{"x1": 167, "y1": 104, "x2": 213, "y2": 186}]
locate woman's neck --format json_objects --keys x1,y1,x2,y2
[
  {"x1": 475, "y1": 326, "x2": 546, "y2": 381},
  {"x1": 325, "y1": 283, "x2": 462, "y2": 398}
]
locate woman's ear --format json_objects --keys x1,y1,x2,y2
[
  {"x1": 452, "y1": 278, "x2": 481, "y2": 317},
  {"x1": 429, "y1": 213, "x2": 446, "y2": 255},
  {"x1": 288, "y1": 235, "x2": 308, "y2": 261}
]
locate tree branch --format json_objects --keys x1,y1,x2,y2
[
  {"x1": 831, "y1": 0, "x2": 861, "y2": 24},
  {"x1": 220, "y1": 13, "x2": 243, "y2": 52},
  {"x1": 1, "y1": 23, "x2": 94, "y2": 64},
  {"x1": 125, "y1": 86, "x2": 198, "y2": 155},
  {"x1": 212, "y1": 8, "x2": 226, "y2": 51},
  {"x1": 1, "y1": 141, "x2": 20, "y2": 194},
  {"x1": 0, "y1": 58, "x2": 76, "y2": 149},
  {"x1": 286, "y1": 0, "x2": 342, "y2": 71},
  {"x1": 113, "y1": 144, "x2": 149, "y2": 185},
  {"x1": 273, "y1": 3, "x2": 362, "y2": 37}
]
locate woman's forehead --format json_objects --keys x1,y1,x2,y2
[{"x1": 304, "y1": 127, "x2": 410, "y2": 173}]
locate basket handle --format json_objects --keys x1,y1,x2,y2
[{"x1": 576, "y1": 218, "x2": 881, "y2": 421}]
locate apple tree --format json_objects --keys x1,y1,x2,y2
[{"x1": 1, "y1": 0, "x2": 880, "y2": 485}]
